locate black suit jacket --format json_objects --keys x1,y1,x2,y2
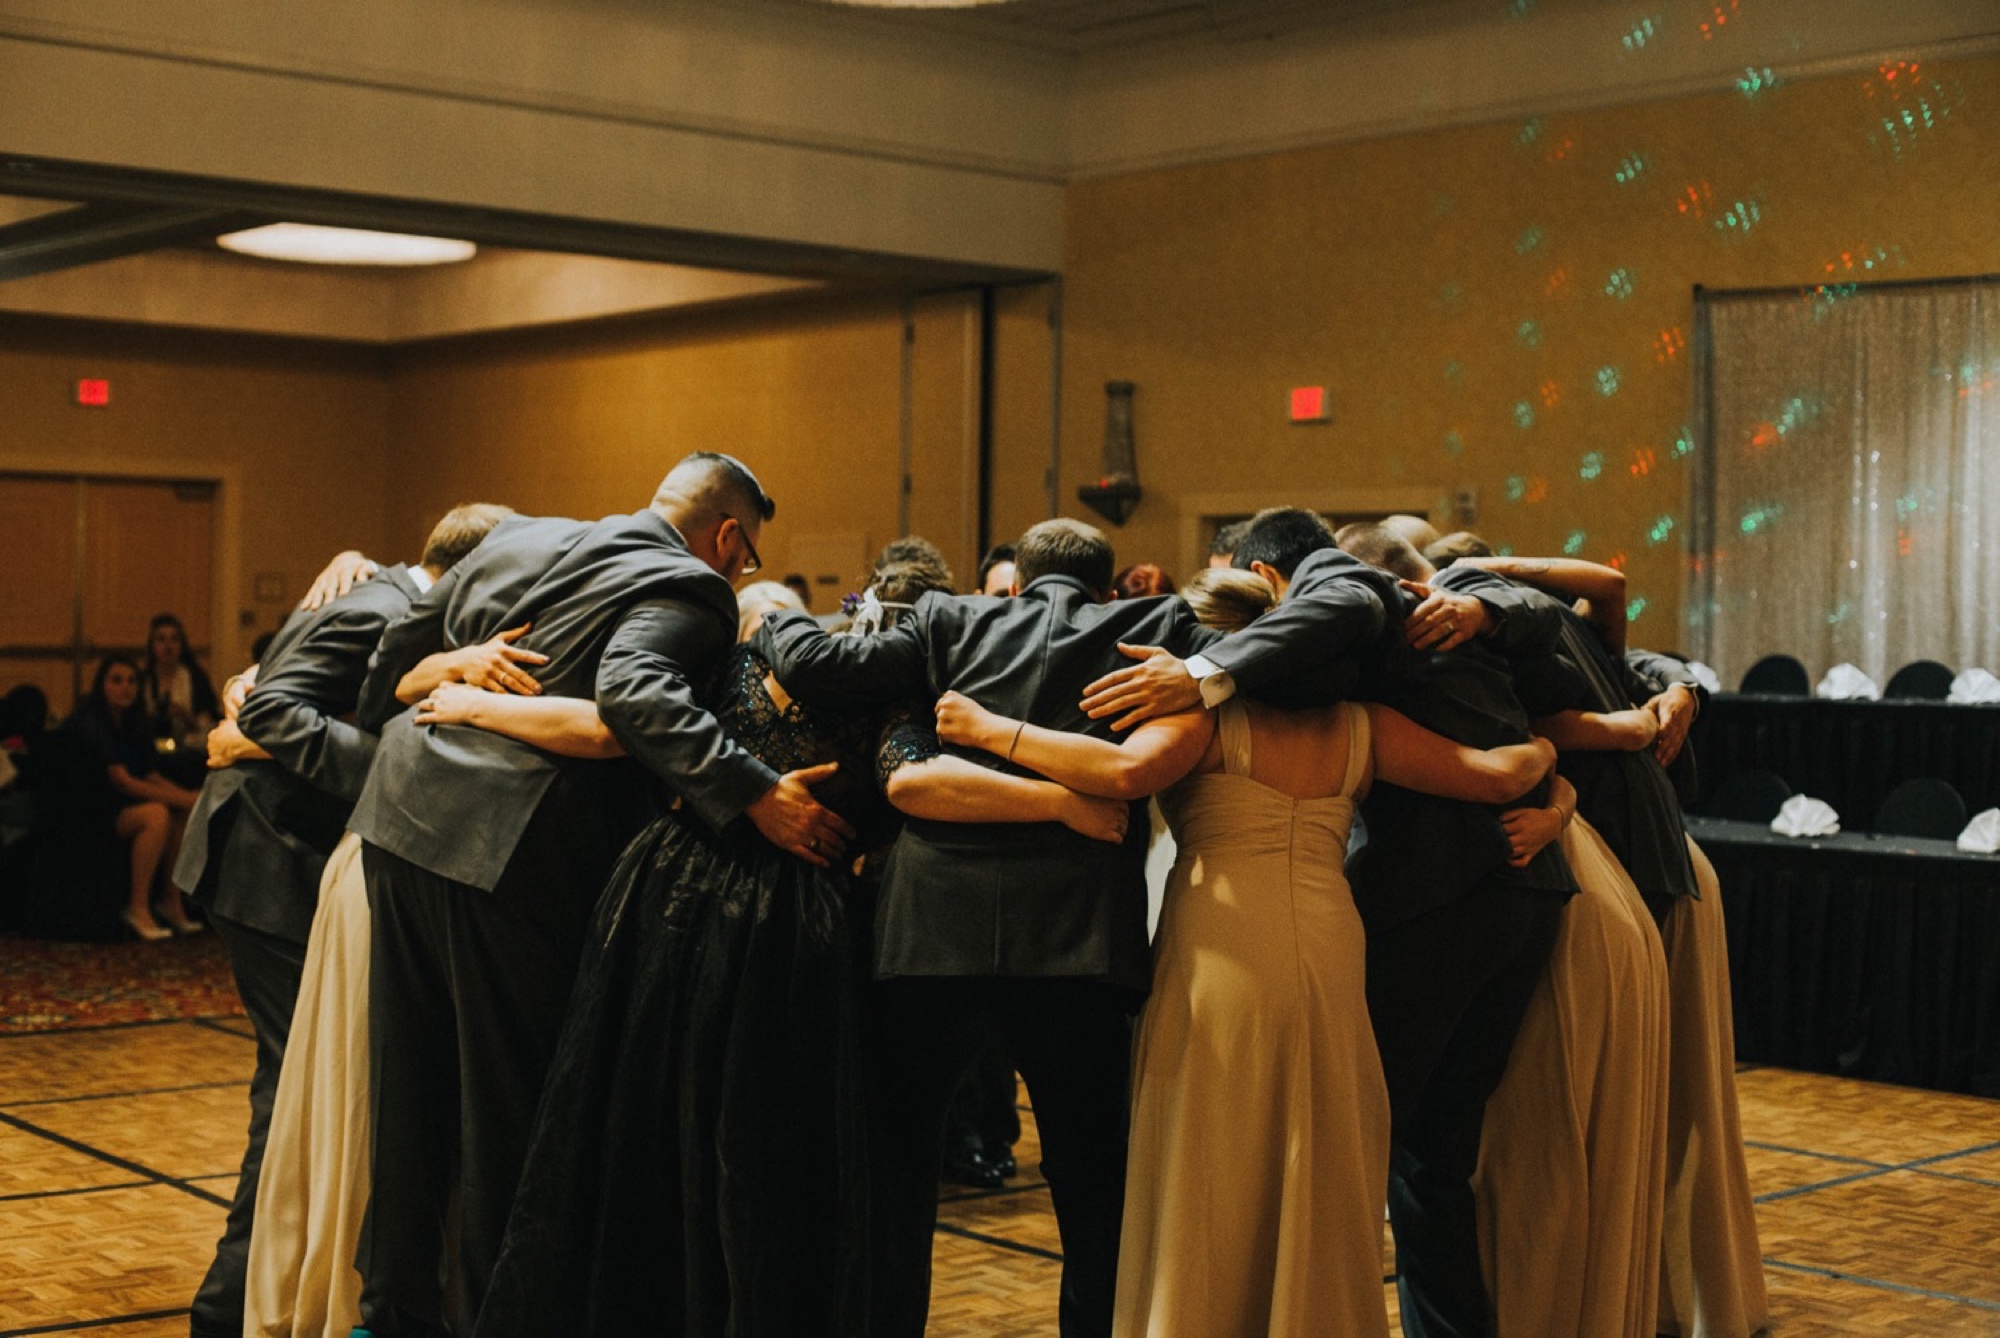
[
  {"x1": 755, "y1": 576, "x2": 1216, "y2": 991},
  {"x1": 348, "y1": 511, "x2": 778, "y2": 892},
  {"x1": 176, "y1": 565, "x2": 423, "y2": 944},
  {"x1": 1343, "y1": 564, "x2": 1578, "y2": 928}
]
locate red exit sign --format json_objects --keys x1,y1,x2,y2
[
  {"x1": 75, "y1": 379, "x2": 110, "y2": 407},
  {"x1": 1289, "y1": 386, "x2": 1330, "y2": 423}
]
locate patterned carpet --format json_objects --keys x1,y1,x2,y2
[{"x1": 0, "y1": 932, "x2": 245, "y2": 1033}]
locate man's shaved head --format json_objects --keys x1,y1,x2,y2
[{"x1": 652, "y1": 452, "x2": 775, "y2": 534}]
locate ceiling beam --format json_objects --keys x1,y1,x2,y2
[{"x1": 0, "y1": 201, "x2": 261, "y2": 281}]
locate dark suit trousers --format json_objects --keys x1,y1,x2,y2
[
  {"x1": 357, "y1": 835, "x2": 597, "y2": 1338},
  {"x1": 190, "y1": 914, "x2": 307, "y2": 1338},
  {"x1": 1366, "y1": 884, "x2": 1564, "y2": 1338},
  {"x1": 864, "y1": 976, "x2": 1137, "y2": 1338}
]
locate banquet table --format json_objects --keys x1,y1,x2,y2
[
  {"x1": 1689, "y1": 816, "x2": 2000, "y2": 1096},
  {"x1": 1688, "y1": 693, "x2": 2000, "y2": 825}
]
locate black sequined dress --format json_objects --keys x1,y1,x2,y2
[{"x1": 475, "y1": 648, "x2": 927, "y2": 1338}]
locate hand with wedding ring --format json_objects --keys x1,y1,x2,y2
[
  {"x1": 1400, "y1": 582, "x2": 1490, "y2": 654},
  {"x1": 745, "y1": 761, "x2": 859, "y2": 868}
]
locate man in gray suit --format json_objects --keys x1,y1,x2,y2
[
  {"x1": 347, "y1": 453, "x2": 848, "y2": 1338},
  {"x1": 175, "y1": 503, "x2": 511, "y2": 1338}
]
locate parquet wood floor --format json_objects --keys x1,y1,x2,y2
[{"x1": 3, "y1": 1019, "x2": 1998, "y2": 1336}]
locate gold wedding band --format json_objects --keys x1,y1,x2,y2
[{"x1": 809, "y1": 837, "x2": 820, "y2": 852}]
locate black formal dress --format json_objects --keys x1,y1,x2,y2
[
  {"x1": 348, "y1": 511, "x2": 778, "y2": 1338},
  {"x1": 475, "y1": 649, "x2": 910, "y2": 1338}
]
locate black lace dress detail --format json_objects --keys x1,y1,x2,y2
[{"x1": 477, "y1": 648, "x2": 912, "y2": 1338}]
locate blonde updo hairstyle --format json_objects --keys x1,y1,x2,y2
[{"x1": 1179, "y1": 567, "x2": 1277, "y2": 633}]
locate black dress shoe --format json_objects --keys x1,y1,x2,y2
[
  {"x1": 942, "y1": 1148, "x2": 1006, "y2": 1190},
  {"x1": 983, "y1": 1142, "x2": 1018, "y2": 1179}
]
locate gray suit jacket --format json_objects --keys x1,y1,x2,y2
[
  {"x1": 176, "y1": 564, "x2": 423, "y2": 944},
  {"x1": 756, "y1": 576, "x2": 1216, "y2": 992},
  {"x1": 348, "y1": 511, "x2": 778, "y2": 891}
]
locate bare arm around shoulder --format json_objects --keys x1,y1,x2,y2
[
  {"x1": 1453, "y1": 556, "x2": 1628, "y2": 653},
  {"x1": 413, "y1": 683, "x2": 625, "y2": 760},
  {"x1": 935, "y1": 691, "x2": 1214, "y2": 801},
  {"x1": 1530, "y1": 707, "x2": 1659, "y2": 753},
  {"x1": 395, "y1": 624, "x2": 549, "y2": 705},
  {"x1": 1365, "y1": 704, "x2": 1556, "y2": 806},
  {"x1": 886, "y1": 753, "x2": 1129, "y2": 844}
]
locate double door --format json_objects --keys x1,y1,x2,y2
[{"x1": 0, "y1": 472, "x2": 216, "y2": 718}]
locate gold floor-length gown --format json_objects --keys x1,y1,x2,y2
[
  {"x1": 1657, "y1": 837, "x2": 1769, "y2": 1337},
  {"x1": 1474, "y1": 815, "x2": 1671, "y2": 1338},
  {"x1": 1114, "y1": 701, "x2": 1391, "y2": 1338},
  {"x1": 243, "y1": 833, "x2": 372, "y2": 1338}
]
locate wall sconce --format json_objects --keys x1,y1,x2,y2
[{"x1": 1078, "y1": 380, "x2": 1142, "y2": 526}]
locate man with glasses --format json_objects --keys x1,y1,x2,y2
[{"x1": 346, "y1": 452, "x2": 850, "y2": 1338}]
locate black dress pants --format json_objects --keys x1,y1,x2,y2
[
  {"x1": 356, "y1": 837, "x2": 597, "y2": 1338},
  {"x1": 1366, "y1": 884, "x2": 1565, "y2": 1338},
  {"x1": 190, "y1": 913, "x2": 307, "y2": 1338},
  {"x1": 864, "y1": 976, "x2": 1138, "y2": 1338}
]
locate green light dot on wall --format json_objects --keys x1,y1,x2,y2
[
  {"x1": 1504, "y1": 475, "x2": 1526, "y2": 502},
  {"x1": 1613, "y1": 154, "x2": 1649, "y2": 184},
  {"x1": 1627, "y1": 596, "x2": 1649, "y2": 623},
  {"x1": 1444, "y1": 429, "x2": 1466, "y2": 456},
  {"x1": 1516, "y1": 321, "x2": 1541, "y2": 348},
  {"x1": 1518, "y1": 118, "x2": 1543, "y2": 145},
  {"x1": 1596, "y1": 366, "x2": 1621, "y2": 396},
  {"x1": 1444, "y1": 359, "x2": 1465, "y2": 386},
  {"x1": 1672, "y1": 427, "x2": 1695, "y2": 457},
  {"x1": 1647, "y1": 514, "x2": 1676, "y2": 544},
  {"x1": 1513, "y1": 401, "x2": 1536, "y2": 429},
  {"x1": 1497, "y1": 544, "x2": 1516, "y2": 557},
  {"x1": 1604, "y1": 268, "x2": 1634, "y2": 299},
  {"x1": 1579, "y1": 450, "x2": 1604, "y2": 480},
  {"x1": 1563, "y1": 530, "x2": 1586, "y2": 555},
  {"x1": 1515, "y1": 227, "x2": 1546, "y2": 255}
]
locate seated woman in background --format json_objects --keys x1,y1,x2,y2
[
  {"x1": 64, "y1": 655, "x2": 203, "y2": 939},
  {"x1": 141, "y1": 613, "x2": 221, "y2": 783}
]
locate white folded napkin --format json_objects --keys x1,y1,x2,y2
[
  {"x1": 1687, "y1": 660, "x2": 1723, "y2": 694},
  {"x1": 1771, "y1": 794, "x2": 1841, "y2": 837},
  {"x1": 1815, "y1": 663, "x2": 1881, "y2": 700},
  {"x1": 1956, "y1": 808, "x2": 2000, "y2": 853},
  {"x1": 1949, "y1": 668, "x2": 2000, "y2": 704}
]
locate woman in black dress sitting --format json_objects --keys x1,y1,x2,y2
[{"x1": 62, "y1": 655, "x2": 202, "y2": 938}]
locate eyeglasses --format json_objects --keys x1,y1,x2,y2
[{"x1": 723, "y1": 514, "x2": 762, "y2": 576}]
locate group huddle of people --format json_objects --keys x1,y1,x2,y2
[{"x1": 176, "y1": 448, "x2": 1768, "y2": 1338}]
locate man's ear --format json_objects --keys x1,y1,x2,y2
[{"x1": 1249, "y1": 560, "x2": 1290, "y2": 599}]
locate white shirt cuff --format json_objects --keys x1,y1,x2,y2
[{"x1": 1184, "y1": 654, "x2": 1237, "y2": 708}]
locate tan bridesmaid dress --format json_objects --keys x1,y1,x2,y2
[
  {"x1": 1114, "y1": 700, "x2": 1391, "y2": 1338},
  {"x1": 1656, "y1": 838, "x2": 1769, "y2": 1337},
  {"x1": 243, "y1": 833, "x2": 374, "y2": 1338},
  {"x1": 1474, "y1": 815, "x2": 1671, "y2": 1337}
]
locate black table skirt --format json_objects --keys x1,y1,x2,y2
[
  {"x1": 1692, "y1": 817, "x2": 2000, "y2": 1096},
  {"x1": 1690, "y1": 694, "x2": 2000, "y2": 826}
]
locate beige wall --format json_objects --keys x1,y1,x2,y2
[
  {"x1": 0, "y1": 316, "x2": 390, "y2": 676},
  {"x1": 383, "y1": 293, "x2": 988, "y2": 597},
  {"x1": 1059, "y1": 52, "x2": 2000, "y2": 644}
]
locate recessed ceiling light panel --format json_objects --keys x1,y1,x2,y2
[{"x1": 217, "y1": 223, "x2": 477, "y2": 266}]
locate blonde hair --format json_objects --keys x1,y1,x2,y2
[
  {"x1": 736, "y1": 579, "x2": 806, "y2": 643},
  {"x1": 1180, "y1": 567, "x2": 1276, "y2": 633}
]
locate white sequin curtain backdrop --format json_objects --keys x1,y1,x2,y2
[{"x1": 1689, "y1": 278, "x2": 2000, "y2": 687}]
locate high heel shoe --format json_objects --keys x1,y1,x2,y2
[
  {"x1": 160, "y1": 913, "x2": 206, "y2": 936},
  {"x1": 122, "y1": 911, "x2": 173, "y2": 942}
]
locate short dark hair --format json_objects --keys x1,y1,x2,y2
[
  {"x1": 871, "y1": 557, "x2": 957, "y2": 606},
  {"x1": 420, "y1": 502, "x2": 514, "y2": 572},
  {"x1": 1209, "y1": 519, "x2": 1250, "y2": 560},
  {"x1": 975, "y1": 543, "x2": 1017, "y2": 592},
  {"x1": 1424, "y1": 530, "x2": 1495, "y2": 566},
  {"x1": 1233, "y1": 508, "x2": 1335, "y2": 580},
  {"x1": 1015, "y1": 518, "x2": 1115, "y2": 596},
  {"x1": 1336, "y1": 522, "x2": 1429, "y2": 582}
]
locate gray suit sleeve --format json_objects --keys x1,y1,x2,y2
[
  {"x1": 356, "y1": 568, "x2": 459, "y2": 731},
  {"x1": 1198, "y1": 572, "x2": 1384, "y2": 703},
  {"x1": 751, "y1": 608, "x2": 930, "y2": 710},
  {"x1": 1435, "y1": 567, "x2": 1566, "y2": 656},
  {"x1": 1624, "y1": 649, "x2": 1707, "y2": 709},
  {"x1": 597, "y1": 600, "x2": 780, "y2": 832},
  {"x1": 236, "y1": 603, "x2": 390, "y2": 803}
]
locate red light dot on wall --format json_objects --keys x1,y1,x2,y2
[{"x1": 75, "y1": 379, "x2": 110, "y2": 407}]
